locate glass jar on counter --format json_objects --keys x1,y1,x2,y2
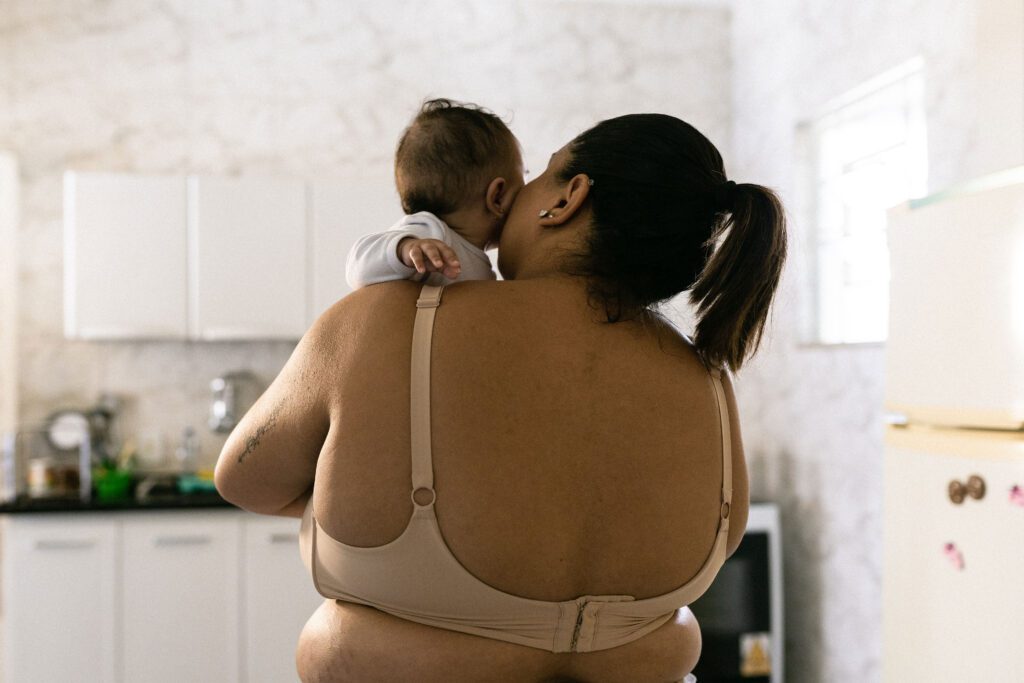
[{"x1": 26, "y1": 455, "x2": 81, "y2": 499}]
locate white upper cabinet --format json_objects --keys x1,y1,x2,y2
[
  {"x1": 308, "y1": 171, "x2": 401, "y2": 326},
  {"x1": 63, "y1": 170, "x2": 389, "y2": 341},
  {"x1": 190, "y1": 176, "x2": 308, "y2": 340},
  {"x1": 64, "y1": 171, "x2": 188, "y2": 339}
]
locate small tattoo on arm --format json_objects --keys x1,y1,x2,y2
[{"x1": 238, "y1": 400, "x2": 283, "y2": 464}]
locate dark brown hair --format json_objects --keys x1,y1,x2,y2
[
  {"x1": 557, "y1": 113, "x2": 788, "y2": 374},
  {"x1": 394, "y1": 98, "x2": 518, "y2": 216}
]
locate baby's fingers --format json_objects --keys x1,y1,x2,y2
[
  {"x1": 439, "y1": 244, "x2": 461, "y2": 275},
  {"x1": 422, "y1": 243, "x2": 461, "y2": 277},
  {"x1": 420, "y1": 243, "x2": 447, "y2": 270},
  {"x1": 407, "y1": 245, "x2": 427, "y2": 273}
]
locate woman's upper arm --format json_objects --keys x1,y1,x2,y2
[
  {"x1": 213, "y1": 306, "x2": 338, "y2": 515},
  {"x1": 720, "y1": 371, "x2": 749, "y2": 558}
]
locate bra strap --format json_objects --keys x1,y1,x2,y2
[
  {"x1": 410, "y1": 284, "x2": 445, "y2": 499},
  {"x1": 707, "y1": 367, "x2": 733, "y2": 533}
]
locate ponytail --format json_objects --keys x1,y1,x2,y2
[
  {"x1": 556, "y1": 113, "x2": 788, "y2": 374},
  {"x1": 688, "y1": 183, "x2": 788, "y2": 373}
]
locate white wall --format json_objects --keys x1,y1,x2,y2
[
  {"x1": 728, "y1": 0, "x2": 1020, "y2": 681},
  {"x1": 0, "y1": 155, "x2": 17, "y2": 437}
]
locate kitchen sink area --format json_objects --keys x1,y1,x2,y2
[
  {"x1": 0, "y1": 475, "x2": 233, "y2": 514},
  {"x1": 0, "y1": 375, "x2": 256, "y2": 515}
]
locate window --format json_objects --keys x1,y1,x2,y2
[{"x1": 801, "y1": 58, "x2": 928, "y2": 344}]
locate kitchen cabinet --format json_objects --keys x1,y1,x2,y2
[
  {"x1": 308, "y1": 171, "x2": 401, "y2": 325},
  {"x1": 242, "y1": 515, "x2": 324, "y2": 682},
  {"x1": 1, "y1": 508, "x2": 320, "y2": 683},
  {"x1": 2, "y1": 514, "x2": 118, "y2": 683},
  {"x1": 63, "y1": 170, "x2": 402, "y2": 340},
  {"x1": 121, "y1": 511, "x2": 241, "y2": 683},
  {"x1": 883, "y1": 428, "x2": 1024, "y2": 681},
  {"x1": 63, "y1": 172, "x2": 311, "y2": 341},
  {"x1": 63, "y1": 172, "x2": 189, "y2": 340},
  {"x1": 189, "y1": 175, "x2": 308, "y2": 340}
]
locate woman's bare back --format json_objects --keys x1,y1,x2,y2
[{"x1": 297, "y1": 278, "x2": 748, "y2": 682}]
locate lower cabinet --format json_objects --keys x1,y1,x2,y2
[
  {"x1": 242, "y1": 517, "x2": 322, "y2": 683},
  {"x1": 2, "y1": 515, "x2": 118, "y2": 683},
  {"x1": 121, "y1": 512, "x2": 241, "y2": 683},
  {"x1": 882, "y1": 427, "x2": 1024, "y2": 682},
  {"x1": 1, "y1": 508, "x2": 324, "y2": 683}
]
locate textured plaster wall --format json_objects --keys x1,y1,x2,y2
[
  {"x1": 725, "y1": 1, "x2": 1008, "y2": 681},
  {"x1": 0, "y1": 0, "x2": 731, "y2": 465}
]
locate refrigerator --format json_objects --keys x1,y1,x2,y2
[{"x1": 882, "y1": 165, "x2": 1024, "y2": 682}]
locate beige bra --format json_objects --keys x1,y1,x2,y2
[{"x1": 299, "y1": 284, "x2": 733, "y2": 653}]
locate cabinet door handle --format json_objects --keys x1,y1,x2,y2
[
  {"x1": 35, "y1": 539, "x2": 96, "y2": 551},
  {"x1": 966, "y1": 474, "x2": 986, "y2": 500},
  {"x1": 949, "y1": 479, "x2": 966, "y2": 504},
  {"x1": 154, "y1": 535, "x2": 212, "y2": 547},
  {"x1": 948, "y1": 475, "x2": 987, "y2": 504},
  {"x1": 269, "y1": 532, "x2": 298, "y2": 544}
]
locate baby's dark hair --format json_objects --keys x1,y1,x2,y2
[{"x1": 395, "y1": 98, "x2": 518, "y2": 215}]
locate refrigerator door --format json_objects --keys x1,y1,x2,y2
[
  {"x1": 883, "y1": 424, "x2": 1024, "y2": 682},
  {"x1": 884, "y1": 168, "x2": 1024, "y2": 430}
]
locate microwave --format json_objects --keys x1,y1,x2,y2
[{"x1": 689, "y1": 503, "x2": 784, "y2": 683}]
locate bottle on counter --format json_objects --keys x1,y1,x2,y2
[{"x1": 27, "y1": 456, "x2": 56, "y2": 499}]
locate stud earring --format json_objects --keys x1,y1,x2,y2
[{"x1": 538, "y1": 210, "x2": 554, "y2": 218}]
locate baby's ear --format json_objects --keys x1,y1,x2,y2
[{"x1": 484, "y1": 177, "x2": 510, "y2": 217}]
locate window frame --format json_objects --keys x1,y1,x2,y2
[{"x1": 797, "y1": 57, "x2": 928, "y2": 347}]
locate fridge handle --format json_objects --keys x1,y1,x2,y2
[{"x1": 884, "y1": 412, "x2": 908, "y2": 426}]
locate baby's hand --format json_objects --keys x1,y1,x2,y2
[{"x1": 398, "y1": 238, "x2": 462, "y2": 280}]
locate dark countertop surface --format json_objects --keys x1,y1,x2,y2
[{"x1": 0, "y1": 491, "x2": 238, "y2": 514}]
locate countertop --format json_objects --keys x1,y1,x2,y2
[{"x1": 0, "y1": 491, "x2": 237, "y2": 514}]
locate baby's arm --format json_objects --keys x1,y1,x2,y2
[
  {"x1": 345, "y1": 213, "x2": 458, "y2": 288},
  {"x1": 397, "y1": 237, "x2": 461, "y2": 280}
]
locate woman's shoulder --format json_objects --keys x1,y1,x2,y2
[
  {"x1": 313, "y1": 279, "x2": 703, "y2": 367},
  {"x1": 318, "y1": 279, "x2": 588, "y2": 326},
  {"x1": 312, "y1": 281, "x2": 423, "y2": 336},
  {"x1": 308, "y1": 280, "x2": 528, "y2": 348}
]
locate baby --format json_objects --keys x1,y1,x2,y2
[{"x1": 346, "y1": 98, "x2": 525, "y2": 288}]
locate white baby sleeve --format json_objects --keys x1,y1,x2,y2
[{"x1": 344, "y1": 212, "x2": 450, "y2": 289}]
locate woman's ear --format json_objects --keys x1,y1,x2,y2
[{"x1": 537, "y1": 173, "x2": 592, "y2": 227}]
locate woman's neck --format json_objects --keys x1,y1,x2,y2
[{"x1": 507, "y1": 264, "x2": 577, "y2": 281}]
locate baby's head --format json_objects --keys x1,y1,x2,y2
[{"x1": 395, "y1": 98, "x2": 524, "y2": 249}]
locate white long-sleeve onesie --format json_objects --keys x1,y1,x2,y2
[{"x1": 345, "y1": 211, "x2": 496, "y2": 289}]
